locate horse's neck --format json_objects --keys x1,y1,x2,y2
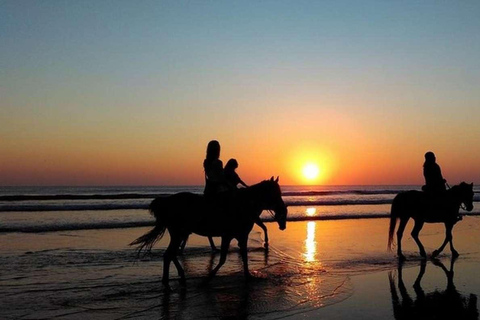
[
  {"x1": 445, "y1": 187, "x2": 463, "y2": 208},
  {"x1": 243, "y1": 182, "x2": 267, "y2": 199},
  {"x1": 239, "y1": 183, "x2": 269, "y2": 209}
]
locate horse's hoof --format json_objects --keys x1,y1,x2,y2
[
  {"x1": 452, "y1": 251, "x2": 459, "y2": 259},
  {"x1": 179, "y1": 278, "x2": 187, "y2": 286},
  {"x1": 207, "y1": 270, "x2": 218, "y2": 280},
  {"x1": 431, "y1": 250, "x2": 440, "y2": 258},
  {"x1": 398, "y1": 255, "x2": 407, "y2": 262},
  {"x1": 263, "y1": 242, "x2": 269, "y2": 250},
  {"x1": 162, "y1": 283, "x2": 173, "y2": 292}
]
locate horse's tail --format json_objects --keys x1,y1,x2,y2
[
  {"x1": 129, "y1": 197, "x2": 168, "y2": 255},
  {"x1": 388, "y1": 195, "x2": 399, "y2": 251},
  {"x1": 148, "y1": 197, "x2": 168, "y2": 219}
]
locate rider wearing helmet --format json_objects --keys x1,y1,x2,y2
[
  {"x1": 421, "y1": 152, "x2": 461, "y2": 221},
  {"x1": 422, "y1": 151, "x2": 447, "y2": 194}
]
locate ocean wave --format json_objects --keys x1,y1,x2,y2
[
  {"x1": 0, "y1": 221, "x2": 155, "y2": 233},
  {"x1": 285, "y1": 199, "x2": 394, "y2": 206},
  {"x1": 0, "y1": 200, "x2": 398, "y2": 211},
  {"x1": 0, "y1": 190, "x2": 422, "y2": 201},
  {"x1": 282, "y1": 190, "x2": 409, "y2": 196},
  {"x1": 0, "y1": 203, "x2": 150, "y2": 212},
  {"x1": 2, "y1": 198, "x2": 480, "y2": 212},
  {"x1": 2, "y1": 213, "x2": 479, "y2": 233},
  {"x1": 0, "y1": 194, "x2": 166, "y2": 201}
]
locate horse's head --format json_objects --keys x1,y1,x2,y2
[
  {"x1": 458, "y1": 182, "x2": 474, "y2": 212},
  {"x1": 260, "y1": 176, "x2": 287, "y2": 230}
]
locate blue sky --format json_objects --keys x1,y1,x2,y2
[{"x1": 1, "y1": 1, "x2": 480, "y2": 185}]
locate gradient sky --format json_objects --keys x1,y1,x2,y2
[{"x1": 1, "y1": 1, "x2": 480, "y2": 186}]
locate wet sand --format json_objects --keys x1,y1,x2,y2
[{"x1": 1, "y1": 217, "x2": 480, "y2": 319}]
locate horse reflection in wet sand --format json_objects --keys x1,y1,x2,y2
[
  {"x1": 389, "y1": 259, "x2": 478, "y2": 320},
  {"x1": 130, "y1": 177, "x2": 287, "y2": 290},
  {"x1": 388, "y1": 182, "x2": 474, "y2": 260}
]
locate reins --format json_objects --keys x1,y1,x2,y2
[{"x1": 446, "y1": 182, "x2": 468, "y2": 211}]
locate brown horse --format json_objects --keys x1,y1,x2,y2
[
  {"x1": 388, "y1": 182, "x2": 474, "y2": 260},
  {"x1": 130, "y1": 177, "x2": 287, "y2": 290}
]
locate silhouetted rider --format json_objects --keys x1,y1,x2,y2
[
  {"x1": 202, "y1": 140, "x2": 230, "y2": 251},
  {"x1": 203, "y1": 140, "x2": 228, "y2": 196},
  {"x1": 422, "y1": 151, "x2": 447, "y2": 194},
  {"x1": 224, "y1": 158, "x2": 248, "y2": 190}
]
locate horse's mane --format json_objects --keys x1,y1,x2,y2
[
  {"x1": 448, "y1": 182, "x2": 470, "y2": 193},
  {"x1": 238, "y1": 179, "x2": 276, "y2": 195}
]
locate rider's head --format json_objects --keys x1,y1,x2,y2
[
  {"x1": 206, "y1": 140, "x2": 221, "y2": 161},
  {"x1": 425, "y1": 151, "x2": 436, "y2": 163},
  {"x1": 225, "y1": 159, "x2": 238, "y2": 171}
]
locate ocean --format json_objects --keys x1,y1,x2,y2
[
  {"x1": 1, "y1": 185, "x2": 479, "y2": 233},
  {"x1": 2, "y1": 185, "x2": 480, "y2": 319}
]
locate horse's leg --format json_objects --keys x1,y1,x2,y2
[
  {"x1": 397, "y1": 261, "x2": 412, "y2": 304},
  {"x1": 208, "y1": 236, "x2": 217, "y2": 252},
  {"x1": 209, "y1": 236, "x2": 231, "y2": 278},
  {"x1": 255, "y1": 218, "x2": 269, "y2": 249},
  {"x1": 171, "y1": 256, "x2": 186, "y2": 286},
  {"x1": 169, "y1": 234, "x2": 186, "y2": 285},
  {"x1": 179, "y1": 234, "x2": 189, "y2": 255},
  {"x1": 238, "y1": 234, "x2": 252, "y2": 279},
  {"x1": 447, "y1": 224, "x2": 459, "y2": 258},
  {"x1": 413, "y1": 259, "x2": 426, "y2": 301},
  {"x1": 396, "y1": 217, "x2": 409, "y2": 261},
  {"x1": 388, "y1": 271, "x2": 400, "y2": 309},
  {"x1": 162, "y1": 235, "x2": 182, "y2": 289},
  {"x1": 432, "y1": 223, "x2": 454, "y2": 258},
  {"x1": 411, "y1": 220, "x2": 426, "y2": 258}
]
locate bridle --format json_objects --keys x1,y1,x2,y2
[{"x1": 446, "y1": 182, "x2": 469, "y2": 211}]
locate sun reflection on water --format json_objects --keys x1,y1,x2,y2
[
  {"x1": 306, "y1": 207, "x2": 316, "y2": 217},
  {"x1": 304, "y1": 221, "x2": 317, "y2": 262}
]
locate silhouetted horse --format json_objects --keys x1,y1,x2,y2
[
  {"x1": 388, "y1": 182, "x2": 474, "y2": 260},
  {"x1": 389, "y1": 259, "x2": 478, "y2": 320},
  {"x1": 179, "y1": 215, "x2": 271, "y2": 253},
  {"x1": 130, "y1": 177, "x2": 287, "y2": 289}
]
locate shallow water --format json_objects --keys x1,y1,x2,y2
[
  {"x1": 0, "y1": 230, "x2": 356, "y2": 319},
  {"x1": 2, "y1": 218, "x2": 480, "y2": 319}
]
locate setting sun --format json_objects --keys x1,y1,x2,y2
[{"x1": 303, "y1": 164, "x2": 320, "y2": 181}]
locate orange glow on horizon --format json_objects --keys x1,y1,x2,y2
[{"x1": 283, "y1": 143, "x2": 337, "y2": 185}]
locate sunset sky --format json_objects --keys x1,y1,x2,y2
[{"x1": 1, "y1": 1, "x2": 480, "y2": 186}]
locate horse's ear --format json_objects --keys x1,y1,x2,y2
[
  {"x1": 471, "y1": 183, "x2": 474, "y2": 187},
  {"x1": 275, "y1": 176, "x2": 279, "y2": 183},
  {"x1": 270, "y1": 176, "x2": 274, "y2": 181}
]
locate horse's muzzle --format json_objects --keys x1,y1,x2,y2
[{"x1": 466, "y1": 204, "x2": 474, "y2": 212}]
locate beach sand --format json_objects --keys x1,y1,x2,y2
[{"x1": 1, "y1": 217, "x2": 480, "y2": 319}]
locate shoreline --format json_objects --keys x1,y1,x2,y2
[{"x1": 1, "y1": 218, "x2": 479, "y2": 319}]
